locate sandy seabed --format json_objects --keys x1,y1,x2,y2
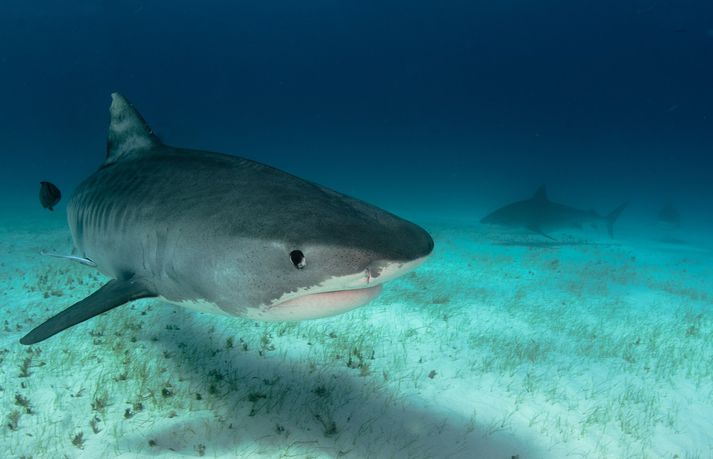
[{"x1": 1, "y1": 211, "x2": 711, "y2": 459}]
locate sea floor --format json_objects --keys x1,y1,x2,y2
[{"x1": 1, "y1": 211, "x2": 712, "y2": 458}]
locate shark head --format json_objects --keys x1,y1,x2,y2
[
  {"x1": 480, "y1": 201, "x2": 535, "y2": 226},
  {"x1": 174, "y1": 180, "x2": 435, "y2": 321},
  {"x1": 480, "y1": 206, "x2": 513, "y2": 225},
  {"x1": 479, "y1": 185, "x2": 554, "y2": 239},
  {"x1": 245, "y1": 205, "x2": 433, "y2": 320}
]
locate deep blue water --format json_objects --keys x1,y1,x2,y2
[
  {"x1": 1, "y1": 0, "x2": 712, "y2": 226},
  {"x1": 2, "y1": 4, "x2": 713, "y2": 457}
]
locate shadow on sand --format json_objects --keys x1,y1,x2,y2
[{"x1": 113, "y1": 311, "x2": 539, "y2": 459}]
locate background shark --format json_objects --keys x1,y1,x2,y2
[
  {"x1": 20, "y1": 93, "x2": 434, "y2": 345},
  {"x1": 481, "y1": 186, "x2": 627, "y2": 239}
]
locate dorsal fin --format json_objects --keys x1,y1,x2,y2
[
  {"x1": 105, "y1": 93, "x2": 160, "y2": 165},
  {"x1": 532, "y1": 185, "x2": 548, "y2": 201}
]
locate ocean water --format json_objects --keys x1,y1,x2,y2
[{"x1": 1, "y1": 1, "x2": 713, "y2": 458}]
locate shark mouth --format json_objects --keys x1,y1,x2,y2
[
  {"x1": 266, "y1": 285, "x2": 384, "y2": 321},
  {"x1": 255, "y1": 254, "x2": 430, "y2": 321}
]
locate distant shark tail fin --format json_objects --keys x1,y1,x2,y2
[{"x1": 606, "y1": 203, "x2": 628, "y2": 238}]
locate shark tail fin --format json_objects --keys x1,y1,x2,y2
[{"x1": 606, "y1": 203, "x2": 628, "y2": 238}]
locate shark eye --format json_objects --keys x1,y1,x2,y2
[{"x1": 290, "y1": 250, "x2": 306, "y2": 269}]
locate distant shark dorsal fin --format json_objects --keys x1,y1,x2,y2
[
  {"x1": 105, "y1": 93, "x2": 161, "y2": 166},
  {"x1": 532, "y1": 185, "x2": 548, "y2": 201}
]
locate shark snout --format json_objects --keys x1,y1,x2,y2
[
  {"x1": 366, "y1": 220, "x2": 433, "y2": 283},
  {"x1": 413, "y1": 224, "x2": 435, "y2": 259},
  {"x1": 252, "y1": 219, "x2": 432, "y2": 322},
  {"x1": 393, "y1": 219, "x2": 434, "y2": 261},
  {"x1": 365, "y1": 253, "x2": 430, "y2": 286}
]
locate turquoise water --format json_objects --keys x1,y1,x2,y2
[
  {"x1": 2, "y1": 1, "x2": 713, "y2": 458},
  {"x1": 1, "y1": 198, "x2": 712, "y2": 457}
]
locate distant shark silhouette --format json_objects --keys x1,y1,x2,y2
[{"x1": 481, "y1": 186, "x2": 627, "y2": 239}]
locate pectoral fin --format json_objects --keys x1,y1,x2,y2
[{"x1": 20, "y1": 278, "x2": 156, "y2": 345}]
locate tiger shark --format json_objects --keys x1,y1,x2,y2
[
  {"x1": 481, "y1": 186, "x2": 627, "y2": 239},
  {"x1": 20, "y1": 93, "x2": 433, "y2": 345}
]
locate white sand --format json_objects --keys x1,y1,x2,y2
[{"x1": 1, "y1": 214, "x2": 712, "y2": 458}]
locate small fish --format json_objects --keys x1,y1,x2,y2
[{"x1": 39, "y1": 181, "x2": 61, "y2": 211}]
